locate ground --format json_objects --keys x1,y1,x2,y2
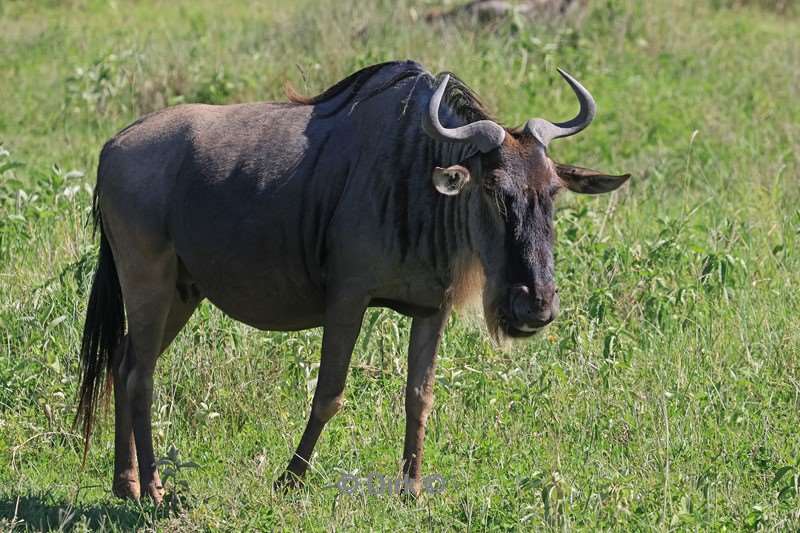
[{"x1": 1, "y1": 0, "x2": 799, "y2": 530}]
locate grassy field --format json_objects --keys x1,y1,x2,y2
[{"x1": 1, "y1": 0, "x2": 799, "y2": 530}]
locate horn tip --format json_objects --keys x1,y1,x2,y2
[{"x1": 556, "y1": 67, "x2": 576, "y2": 84}]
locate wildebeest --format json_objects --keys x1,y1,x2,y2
[{"x1": 76, "y1": 60, "x2": 629, "y2": 501}]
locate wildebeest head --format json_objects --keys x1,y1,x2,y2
[{"x1": 423, "y1": 70, "x2": 630, "y2": 340}]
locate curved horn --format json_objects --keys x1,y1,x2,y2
[
  {"x1": 524, "y1": 68, "x2": 596, "y2": 147},
  {"x1": 422, "y1": 74, "x2": 506, "y2": 153}
]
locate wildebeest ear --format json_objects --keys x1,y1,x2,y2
[
  {"x1": 432, "y1": 165, "x2": 471, "y2": 196},
  {"x1": 554, "y1": 162, "x2": 630, "y2": 194}
]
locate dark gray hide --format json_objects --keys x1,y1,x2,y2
[
  {"x1": 77, "y1": 60, "x2": 629, "y2": 501},
  {"x1": 114, "y1": 62, "x2": 477, "y2": 324}
]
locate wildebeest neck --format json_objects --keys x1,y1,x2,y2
[
  {"x1": 362, "y1": 121, "x2": 482, "y2": 294},
  {"x1": 293, "y1": 61, "x2": 490, "y2": 306}
]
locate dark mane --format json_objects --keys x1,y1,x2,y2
[
  {"x1": 286, "y1": 60, "x2": 495, "y2": 123},
  {"x1": 286, "y1": 61, "x2": 407, "y2": 106},
  {"x1": 435, "y1": 71, "x2": 494, "y2": 123}
]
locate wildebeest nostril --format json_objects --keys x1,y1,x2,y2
[
  {"x1": 509, "y1": 288, "x2": 525, "y2": 312},
  {"x1": 509, "y1": 284, "x2": 557, "y2": 327},
  {"x1": 509, "y1": 285, "x2": 537, "y2": 322}
]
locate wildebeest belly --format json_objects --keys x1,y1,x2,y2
[
  {"x1": 180, "y1": 259, "x2": 326, "y2": 333},
  {"x1": 174, "y1": 205, "x2": 326, "y2": 330},
  {"x1": 175, "y1": 218, "x2": 327, "y2": 331},
  {"x1": 170, "y1": 161, "x2": 327, "y2": 331}
]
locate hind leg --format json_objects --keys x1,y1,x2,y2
[
  {"x1": 111, "y1": 285, "x2": 200, "y2": 501},
  {"x1": 111, "y1": 335, "x2": 139, "y2": 500},
  {"x1": 111, "y1": 247, "x2": 196, "y2": 503}
]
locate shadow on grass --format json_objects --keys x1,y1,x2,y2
[{"x1": 0, "y1": 491, "x2": 152, "y2": 531}]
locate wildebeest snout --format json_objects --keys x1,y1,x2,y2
[{"x1": 508, "y1": 283, "x2": 559, "y2": 331}]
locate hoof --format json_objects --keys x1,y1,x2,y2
[
  {"x1": 400, "y1": 486, "x2": 421, "y2": 502},
  {"x1": 143, "y1": 481, "x2": 165, "y2": 504},
  {"x1": 273, "y1": 471, "x2": 304, "y2": 493},
  {"x1": 112, "y1": 476, "x2": 141, "y2": 501},
  {"x1": 399, "y1": 480, "x2": 421, "y2": 501}
]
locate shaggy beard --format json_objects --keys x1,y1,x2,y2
[
  {"x1": 449, "y1": 256, "x2": 533, "y2": 346},
  {"x1": 482, "y1": 292, "x2": 512, "y2": 346}
]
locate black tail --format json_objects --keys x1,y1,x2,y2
[{"x1": 75, "y1": 194, "x2": 125, "y2": 461}]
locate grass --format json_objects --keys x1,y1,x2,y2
[{"x1": 1, "y1": 0, "x2": 799, "y2": 529}]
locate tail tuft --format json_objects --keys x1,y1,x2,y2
[{"x1": 75, "y1": 206, "x2": 125, "y2": 462}]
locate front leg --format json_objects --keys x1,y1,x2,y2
[
  {"x1": 402, "y1": 305, "x2": 451, "y2": 496},
  {"x1": 277, "y1": 293, "x2": 367, "y2": 488}
]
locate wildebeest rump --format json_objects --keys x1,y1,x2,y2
[{"x1": 76, "y1": 60, "x2": 629, "y2": 501}]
